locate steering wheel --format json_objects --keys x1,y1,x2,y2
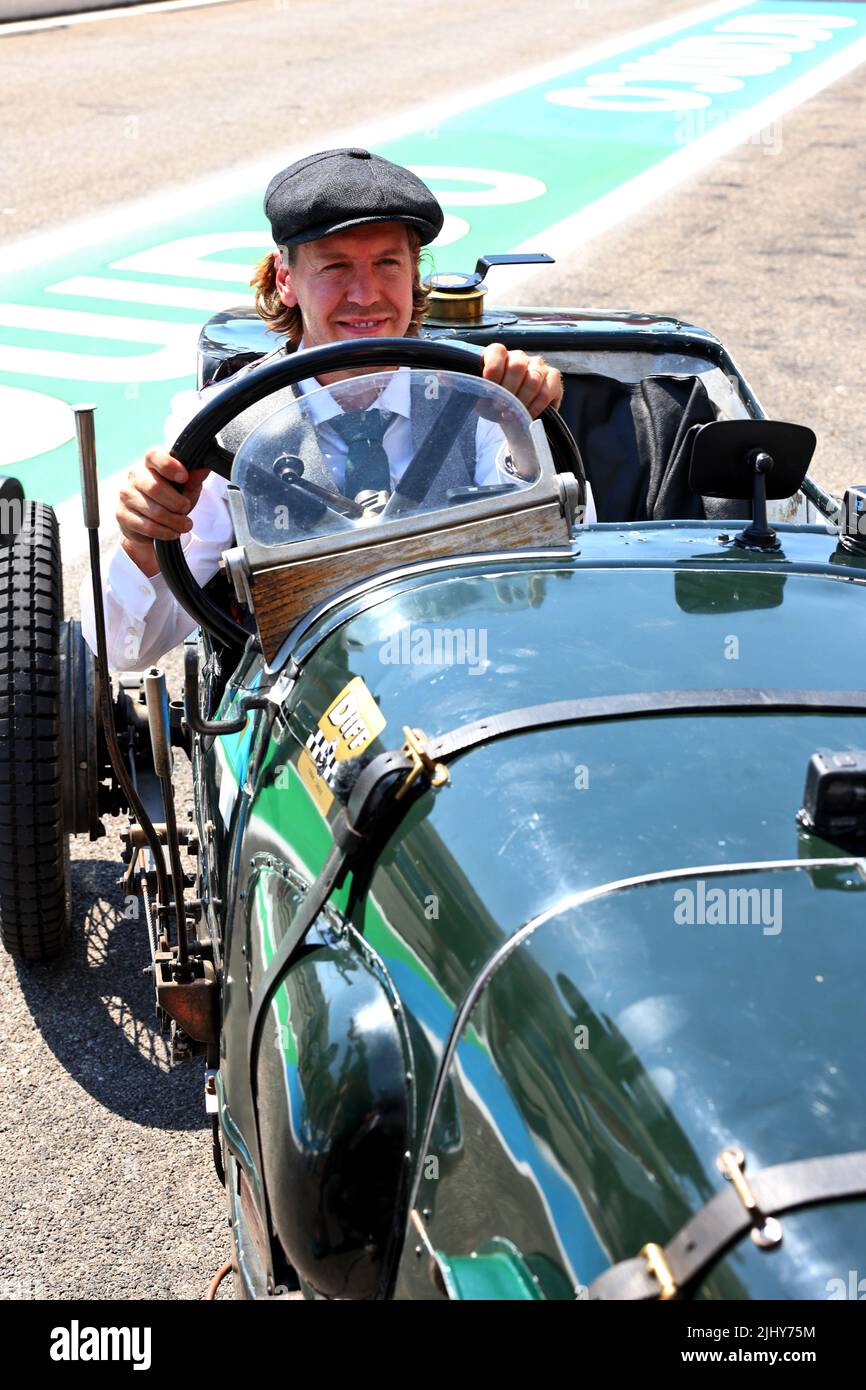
[{"x1": 154, "y1": 336, "x2": 587, "y2": 649}]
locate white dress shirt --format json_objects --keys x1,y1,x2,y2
[
  {"x1": 80, "y1": 346, "x2": 594, "y2": 671},
  {"x1": 290, "y1": 363, "x2": 512, "y2": 493}
]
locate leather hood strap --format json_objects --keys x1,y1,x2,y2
[{"x1": 589, "y1": 1150, "x2": 866, "y2": 1300}]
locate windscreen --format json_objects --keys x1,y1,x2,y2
[{"x1": 231, "y1": 367, "x2": 540, "y2": 546}]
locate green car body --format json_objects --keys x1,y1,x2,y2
[{"x1": 186, "y1": 306, "x2": 866, "y2": 1302}]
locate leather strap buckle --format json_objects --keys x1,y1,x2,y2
[
  {"x1": 396, "y1": 727, "x2": 449, "y2": 801},
  {"x1": 717, "y1": 1146, "x2": 783, "y2": 1249},
  {"x1": 640, "y1": 1243, "x2": 677, "y2": 1300}
]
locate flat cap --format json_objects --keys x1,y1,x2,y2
[{"x1": 264, "y1": 147, "x2": 444, "y2": 248}]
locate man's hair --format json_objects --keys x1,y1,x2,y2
[{"x1": 250, "y1": 226, "x2": 431, "y2": 345}]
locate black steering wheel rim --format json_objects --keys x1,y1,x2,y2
[{"x1": 154, "y1": 336, "x2": 586, "y2": 649}]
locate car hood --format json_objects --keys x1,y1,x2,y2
[
  {"x1": 415, "y1": 859, "x2": 866, "y2": 1298},
  {"x1": 263, "y1": 540, "x2": 866, "y2": 1296}
]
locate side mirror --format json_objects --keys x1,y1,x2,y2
[
  {"x1": 689, "y1": 419, "x2": 816, "y2": 551},
  {"x1": 690, "y1": 419, "x2": 816, "y2": 500}
]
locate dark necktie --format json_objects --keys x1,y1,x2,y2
[{"x1": 329, "y1": 408, "x2": 395, "y2": 500}]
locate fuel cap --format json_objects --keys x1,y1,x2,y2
[{"x1": 423, "y1": 253, "x2": 554, "y2": 323}]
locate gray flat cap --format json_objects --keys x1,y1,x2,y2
[{"x1": 264, "y1": 147, "x2": 444, "y2": 248}]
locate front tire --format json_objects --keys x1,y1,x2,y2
[{"x1": 0, "y1": 501, "x2": 70, "y2": 961}]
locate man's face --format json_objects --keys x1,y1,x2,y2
[{"x1": 274, "y1": 223, "x2": 416, "y2": 380}]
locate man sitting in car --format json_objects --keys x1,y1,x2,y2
[{"x1": 81, "y1": 148, "x2": 587, "y2": 670}]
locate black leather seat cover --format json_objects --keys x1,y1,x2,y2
[{"x1": 560, "y1": 373, "x2": 747, "y2": 523}]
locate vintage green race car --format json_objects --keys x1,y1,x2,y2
[{"x1": 2, "y1": 263, "x2": 865, "y2": 1300}]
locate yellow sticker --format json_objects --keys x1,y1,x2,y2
[
  {"x1": 318, "y1": 677, "x2": 386, "y2": 762},
  {"x1": 297, "y1": 747, "x2": 334, "y2": 815},
  {"x1": 298, "y1": 677, "x2": 386, "y2": 814}
]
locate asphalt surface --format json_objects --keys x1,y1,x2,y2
[
  {"x1": 0, "y1": 0, "x2": 678, "y2": 240},
  {"x1": 1, "y1": 0, "x2": 864, "y2": 1302},
  {"x1": 525, "y1": 59, "x2": 866, "y2": 500}
]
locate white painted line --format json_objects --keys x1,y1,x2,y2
[
  {"x1": 0, "y1": 302, "x2": 202, "y2": 339},
  {"x1": 0, "y1": 0, "x2": 241, "y2": 39},
  {"x1": 0, "y1": 0, "x2": 749, "y2": 274},
  {"x1": 487, "y1": 29, "x2": 866, "y2": 305},
  {"x1": 48, "y1": 275, "x2": 253, "y2": 312}
]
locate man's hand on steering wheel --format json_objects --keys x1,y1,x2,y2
[
  {"x1": 120, "y1": 342, "x2": 567, "y2": 577},
  {"x1": 117, "y1": 447, "x2": 211, "y2": 577},
  {"x1": 150, "y1": 337, "x2": 585, "y2": 651},
  {"x1": 481, "y1": 344, "x2": 564, "y2": 418}
]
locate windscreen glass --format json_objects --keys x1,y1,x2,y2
[{"x1": 231, "y1": 367, "x2": 540, "y2": 546}]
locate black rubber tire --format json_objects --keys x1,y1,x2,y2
[{"x1": 0, "y1": 501, "x2": 70, "y2": 961}]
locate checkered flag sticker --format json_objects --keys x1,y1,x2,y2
[{"x1": 305, "y1": 728, "x2": 339, "y2": 788}]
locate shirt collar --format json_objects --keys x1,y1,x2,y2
[{"x1": 295, "y1": 336, "x2": 411, "y2": 425}]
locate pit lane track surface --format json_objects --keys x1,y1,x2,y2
[{"x1": 2, "y1": 0, "x2": 866, "y2": 519}]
